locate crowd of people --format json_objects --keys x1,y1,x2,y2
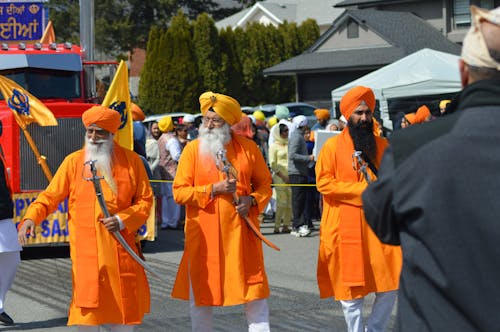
[{"x1": 2, "y1": 5, "x2": 499, "y2": 332}]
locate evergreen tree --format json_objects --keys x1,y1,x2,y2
[
  {"x1": 162, "y1": 11, "x2": 200, "y2": 114},
  {"x1": 193, "y1": 14, "x2": 223, "y2": 94},
  {"x1": 219, "y1": 27, "x2": 244, "y2": 99},
  {"x1": 298, "y1": 19, "x2": 320, "y2": 51}
]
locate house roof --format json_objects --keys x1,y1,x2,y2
[
  {"x1": 216, "y1": 0, "x2": 344, "y2": 29},
  {"x1": 264, "y1": 9, "x2": 461, "y2": 76},
  {"x1": 335, "y1": 0, "x2": 396, "y2": 7}
]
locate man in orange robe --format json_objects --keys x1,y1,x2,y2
[
  {"x1": 315, "y1": 86, "x2": 402, "y2": 332},
  {"x1": 172, "y1": 91, "x2": 273, "y2": 331},
  {"x1": 18, "y1": 106, "x2": 153, "y2": 332}
]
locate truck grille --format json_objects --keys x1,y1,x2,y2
[{"x1": 20, "y1": 118, "x2": 85, "y2": 191}]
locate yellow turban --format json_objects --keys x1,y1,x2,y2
[
  {"x1": 439, "y1": 100, "x2": 451, "y2": 109},
  {"x1": 131, "y1": 102, "x2": 145, "y2": 121},
  {"x1": 82, "y1": 106, "x2": 121, "y2": 134},
  {"x1": 267, "y1": 116, "x2": 278, "y2": 128},
  {"x1": 199, "y1": 91, "x2": 242, "y2": 125},
  {"x1": 314, "y1": 108, "x2": 330, "y2": 120},
  {"x1": 340, "y1": 86, "x2": 376, "y2": 120},
  {"x1": 158, "y1": 116, "x2": 174, "y2": 133},
  {"x1": 253, "y1": 110, "x2": 266, "y2": 122}
]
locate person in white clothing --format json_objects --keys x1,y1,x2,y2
[
  {"x1": 157, "y1": 116, "x2": 182, "y2": 230},
  {"x1": 0, "y1": 155, "x2": 21, "y2": 326}
]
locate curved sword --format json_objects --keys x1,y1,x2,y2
[
  {"x1": 216, "y1": 150, "x2": 280, "y2": 251},
  {"x1": 83, "y1": 160, "x2": 164, "y2": 280},
  {"x1": 352, "y1": 150, "x2": 372, "y2": 184}
]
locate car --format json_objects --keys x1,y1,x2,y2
[
  {"x1": 278, "y1": 102, "x2": 320, "y2": 127},
  {"x1": 142, "y1": 112, "x2": 202, "y2": 130}
]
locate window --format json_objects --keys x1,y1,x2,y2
[
  {"x1": 347, "y1": 19, "x2": 359, "y2": 39},
  {"x1": 453, "y1": 0, "x2": 495, "y2": 28}
]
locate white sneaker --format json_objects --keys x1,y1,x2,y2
[
  {"x1": 290, "y1": 228, "x2": 300, "y2": 237},
  {"x1": 298, "y1": 225, "x2": 311, "y2": 237}
]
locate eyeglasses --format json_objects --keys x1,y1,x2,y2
[
  {"x1": 202, "y1": 116, "x2": 224, "y2": 125},
  {"x1": 86, "y1": 128, "x2": 109, "y2": 137}
]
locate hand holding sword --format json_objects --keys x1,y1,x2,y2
[
  {"x1": 352, "y1": 150, "x2": 372, "y2": 184},
  {"x1": 83, "y1": 159, "x2": 164, "y2": 280},
  {"x1": 215, "y1": 150, "x2": 280, "y2": 251}
]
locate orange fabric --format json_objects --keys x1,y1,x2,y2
[
  {"x1": 340, "y1": 86, "x2": 376, "y2": 120},
  {"x1": 314, "y1": 108, "x2": 330, "y2": 120},
  {"x1": 231, "y1": 114, "x2": 254, "y2": 139},
  {"x1": 172, "y1": 134, "x2": 272, "y2": 306},
  {"x1": 315, "y1": 130, "x2": 401, "y2": 300},
  {"x1": 131, "y1": 103, "x2": 145, "y2": 121},
  {"x1": 414, "y1": 105, "x2": 431, "y2": 123},
  {"x1": 199, "y1": 91, "x2": 242, "y2": 125},
  {"x1": 82, "y1": 106, "x2": 121, "y2": 134},
  {"x1": 404, "y1": 112, "x2": 416, "y2": 124},
  {"x1": 22, "y1": 143, "x2": 153, "y2": 325}
]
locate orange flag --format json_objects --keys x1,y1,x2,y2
[
  {"x1": 40, "y1": 20, "x2": 56, "y2": 44},
  {"x1": 0, "y1": 75, "x2": 57, "y2": 127}
]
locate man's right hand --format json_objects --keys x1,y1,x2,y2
[
  {"x1": 18, "y1": 219, "x2": 35, "y2": 246},
  {"x1": 212, "y1": 178, "x2": 237, "y2": 196}
]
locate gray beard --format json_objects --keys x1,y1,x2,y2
[
  {"x1": 84, "y1": 135, "x2": 116, "y2": 193},
  {"x1": 198, "y1": 123, "x2": 231, "y2": 162}
]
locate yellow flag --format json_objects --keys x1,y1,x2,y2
[
  {"x1": 101, "y1": 60, "x2": 133, "y2": 150},
  {"x1": 40, "y1": 20, "x2": 56, "y2": 44},
  {"x1": 0, "y1": 75, "x2": 57, "y2": 128}
]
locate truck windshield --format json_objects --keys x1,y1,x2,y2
[{"x1": 0, "y1": 68, "x2": 81, "y2": 100}]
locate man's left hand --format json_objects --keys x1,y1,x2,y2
[
  {"x1": 236, "y1": 196, "x2": 253, "y2": 217},
  {"x1": 100, "y1": 216, "x2": 120, "y2": 232}
]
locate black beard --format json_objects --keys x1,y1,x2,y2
[{"x1": 348, "y1": 119, "x2": 376, "y2": 164}]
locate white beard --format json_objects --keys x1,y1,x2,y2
[
  {"x1": 84, "y1": 135, "x2": 117, "y2": 194},
  {"x1": 198, "y1": 123, "x2": 231, "y2": 162}
]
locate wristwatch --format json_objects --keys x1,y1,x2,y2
[{"x1": 250, "y1": 195, "x2": 257, "y2": 206}]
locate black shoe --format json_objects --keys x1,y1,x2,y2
[{"x1": 0, "y1": 312, "x2": 14, "y2": 325}]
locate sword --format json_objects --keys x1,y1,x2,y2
[
  {"x1": 352, "y1": 150, "x2": 372, "y2": 184},
  {"x1": 83, "y1": 160, "x2": 164, "y2": 280},
  {"x1": 216, "y1": 150, "x2": 280, "y2": 251}
]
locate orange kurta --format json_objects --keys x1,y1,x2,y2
[
  {"x1": 172, "y1": 134, "x2": 272, "y2": 306},
  {"x1": 22, "y1": 143, "x2": 152, "y2": 325},
  {"x1": 315, "y1": 130, "x2": 401, "y2": 300}
]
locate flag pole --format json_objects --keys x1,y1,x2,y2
[{"x1": 14, "y1": 113, "x2": 53, "y2": 182}]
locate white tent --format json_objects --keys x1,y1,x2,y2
[{"x1": 331, "y1": 48, "x2": 462, "y2": 129}]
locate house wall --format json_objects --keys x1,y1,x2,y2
[
  {"x1": 318, "y1": 21, "x2": 389, "y2": 51},
  {"x1": 298, "y1": 69, "x2": 373, "y2": 109}
]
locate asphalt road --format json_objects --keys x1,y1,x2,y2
[{"x1": 1, "y1": 220, "x2": 396, "y2": 331}]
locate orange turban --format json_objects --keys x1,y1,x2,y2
[
  {"x1": 158, "y1": 116, "x2": 174, "y2": 133},
  {"x1": 82, "y1": 106, "x2": 121, "y2": 134},
  {"x1": 314, "y1": 108, "x2": 330, "y2": 120},
  {"x1": 340, "y1": 86, "x2": 376, "y2": 120},
  {"x1": 414, "y1": 105, "x2": 431, "y2": 123},
  {"x1": 131, "y1": 102, "x2": 145, "y2": 121},
  {"x1": 404, "y1": 112, "x2": 416, "y2": 124},
  {"x1": 199, "y1": 91, "x2": 242, "y2": 125}
]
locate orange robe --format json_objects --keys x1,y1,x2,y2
[
  {"x1": 22, "y1": 143, "x2": 152, "y2": 325},
  {"x1": 172, "y1": 134, "x2": 272, "y2": 306},
  {"x1": 315, "y1": 130, "x2": 401, "y2": 300}
]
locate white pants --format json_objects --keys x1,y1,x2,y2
[
  {"x1": 77, "y1": 325, "x2": 135, "y2": 332},
  {"x1": 0, "y1": 251, "x2": 20, "y2": 313},
  {"x1": 161, "y1": 183, "x2": 180, "y2": 228},
  {"x1": 340, "y1": 291, "x2": 397, "y2": 332},
  {"x1": 189, "y1": 280, "x2": 270, "y2": 332}
]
